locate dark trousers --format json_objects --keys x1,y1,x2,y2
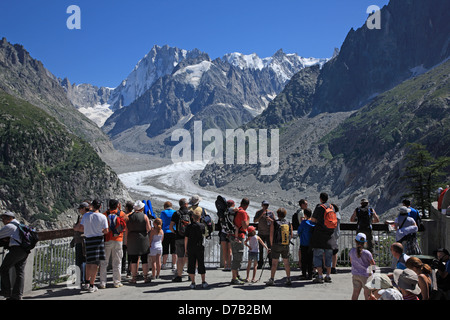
[
  {"x1": 357, "y1": 228, "x2": 374, "y2": 253},
  {"x1": 0, "y1": 246, "x2": 29, "y2": 299},
  {"x1": 75, "y1": 242, "x2": 86, "y2": 284},
  {"x1": 300, "y1": 245, "x2": 313, "y2": 277},
  {"x1": 257, "y1": 234, "x2": 272, "y2": 268},
  {"x1": 187, "y1": 245, "x2": 206, "y2": 275}
]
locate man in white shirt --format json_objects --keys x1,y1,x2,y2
[
  {"x1": 74, "y1": 199, "x2": 109, "y2": 293},
  {"x1": 0, "y1": 211, "x2": 29, "y2": 300}
]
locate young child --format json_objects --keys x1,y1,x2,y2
[
  {"x1": 149, "y1": 218, "x2": 164, "y2": 280},
  {"x1": 297, "y1": 208, "x2": 315, "y2": 280},
  {"x1": 349, "y1": 233, "x2": 376, "y2": 300},
  {"x1": 184, "y1": 207, "x2": 208, "y2": 289},
  {"x1": 244, "y1": 226, "x2": 269, "y2": 282}
]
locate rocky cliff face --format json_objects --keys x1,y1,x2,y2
[
  {"x1": 199, "y1": 0, "x2": 450, "y2": 219},
  {"x1": 0, "y1": 38, "x2": 114, "y2": 155},
  {"x1": 0, "y1": 90, "x2": 129, "y2": 229},
  {"x1": 102, "y1": 47, "x2": 327, "y2": 156}
]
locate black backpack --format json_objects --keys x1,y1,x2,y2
[
  {"x1": 177, "y1": 209, "x2": 191, "y2": 237},
  {"x1": 11, "y1": 221, "x2": 39, "y2": 253},
  {"x1": 356, "y1": 206, "x2": 374, "y2": 230},
  {"x1": 215, "y1": 195, "x2": 235, "y2": 235}
]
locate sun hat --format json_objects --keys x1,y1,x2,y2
[
  {"x1": 393, "y1": 269, "x2": 421, "y2": 295},
  {"x1": 355, "y1": 233, "x2": 367, "y2": 243},
  {"x1": 365, "y1": 273, "x2": 393, "y2": 290},
  {"x1": 1, "y1": 211, "x2": 15, "y2": 218},
  {"x1": 189, "y1": 195, "x2": 202, "y2": 206},
  {"x1": 226, "y1": 199, "x2": 235, "y2": 207},
  {"x1": 398, "y1": 206, "x2": 411, "y2": 215},
  {"x1": 133, "y1": 200, "x2": 145, "y2": 211}
]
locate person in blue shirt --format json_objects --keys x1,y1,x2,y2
[
  {"x1": 160, "y1": 201, "x2": 177, "y2": 270},
  {"x1": 402, "y1": 199, "x2": 420, "y2": 224},
  {"x1": 297, "y1": 208, "x2": 315, "y2": 280}
]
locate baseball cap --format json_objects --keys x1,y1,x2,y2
[
  {"x1": 247, "y1": 226, "x2": 256, "y2": 234},
  {"x1": 355, "y1": 233, "x2": 367, "y2": 243},
  {"x1": 361, "y1": 198, "x2": 369, "y2": 204},
  {"x1": 261, "y1": 200, "x2": 269, "y2": 206}
]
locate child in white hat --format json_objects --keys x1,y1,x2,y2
[{"x1": 349, "y1": 233, "x2": 376, "y2": 300}]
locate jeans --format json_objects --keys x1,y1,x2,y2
[{"x1": 313, "y1": 248, "x2": 333, "y2": 269}]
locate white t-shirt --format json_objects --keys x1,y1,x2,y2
[{"x1": 81, "y1": 211, "x2": 108, "y2": 238}]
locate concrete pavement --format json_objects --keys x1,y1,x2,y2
[{"x1": 25, "y1": 266, "x2": 368, "y2": 301}]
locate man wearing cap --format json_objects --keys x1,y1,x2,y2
[
  {"x1": 350, "y1": 198, "x2": 379, "y2": 253},
  {"x1": 74, "y1": 199, "x2": 109, "y2": 293},
  {"x1": 73, "y1": 202, "x2": 90, "y2": 290},
  {"x1": 253, "y1": 200, "x2": 274, "y2": 269},
  {"x1": 0, "y1": 211, "x2": 29, "y2": 300}
]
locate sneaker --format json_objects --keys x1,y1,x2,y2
[
  {"x1": 201, "y1": 282, "x2": 209, "y2": 289},
  {"x1": 312, "y1": 276, "x2": 324, "y2": 284},
  {"x1": 230, "y1": 278, "x2": 244, "y2": 285},
  {"x1": 324, "y1": 275, "x2": 332, "y2": 283},
  {"x1": 285, "y1": 277, "x2": 292, "y2": 286},
  {"x1": 331, "y1": 267, "x2": 337, "y2": 274},
  {"x1": 98, "y1": 283, "x2": 106, "y2": 289},
  {"x1": 172, "y1": 276, "x2": 183, "y2": 282},
  {"x1": 265, "y1": 278, "x2": 275, "y2": 286},
  {"x1": 189, "y1": 282, "x2": 196, "y2": 289},
  {"x1": 88, "y1": 285, "x2": 98, "y2": 293},
  {"x1": 114, "y1": 282, "x2": 123, "y2": 288}
]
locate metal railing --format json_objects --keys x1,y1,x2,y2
[{"x1": 29, "y1": 223, "x2": 409, "y2": 288}]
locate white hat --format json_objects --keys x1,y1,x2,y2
[
  {"x1": 133, "y1": 201, "x2": 145, "y2": 211},
  {"x1": 189, "y1": 195, "x2": 202, "y2": 206},
  {"x1": 365, "y1": 273, "x2": 393, "y2": 290},
  {"x1": 398, "y1": 206, "x2": 411, "y2": 215},
  {"x1": 355, "y1": 232, "x2": 367, "y2": 243},
  {"x1": 1, "y1": 211, "x2": 15, "y2": 218}
]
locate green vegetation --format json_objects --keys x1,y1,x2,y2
[
  {"x1": 0, "y1": 90, "x2": 116, "y2": 222},
  {"x1": 319, "y1": 60, "x2": 450, "y2": 163},
  {"x1": 402, "y1": 143, "x2": 450, "y2": 218}
]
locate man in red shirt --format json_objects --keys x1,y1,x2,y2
[{"x1": 230, "y1": 198, "x2": 250, "y2": 285}]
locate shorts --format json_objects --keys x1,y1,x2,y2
[
  {"x1": 150, "y1": 247, "x2": 163, "y2": 256},
  {"x1": 219, "y1": 232, "x2": 231, "y2": 243},
  {"x1": 162, "y1": 232, "x2": 176, "y2": 255},
  {"x1": 352, "y1": 274, "x2": 369, "y2": 290},
  {"x1": 271, "y1": 243, "x2": 289, "y2": 260},
  {"x1": 85, "y1": 236, "x2": 106, "y2": 265},
  {"x1": 175, "y1": 238, "x2": 186, "y2": 258},
  {"x1": 248, "y1": 251, "x2": 259, "y2": 262},
  {"x1": 313, "y1": 248, "x2": 333, "y2": 268}
]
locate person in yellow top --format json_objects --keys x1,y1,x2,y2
[{"x1": 99, "y1": 199, "x2": 127, "y2": 289}]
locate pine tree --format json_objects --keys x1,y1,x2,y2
[{"x1": 402, "y1": 143, "x2": 450, "y2": 218}]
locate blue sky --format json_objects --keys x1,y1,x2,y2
[{"x1": 0, "y1": 0, "x2": 389, "y2": 88}]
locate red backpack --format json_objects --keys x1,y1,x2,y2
[{"x1": 321, "y1": 204, "x2": 337, "y2": 230}]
